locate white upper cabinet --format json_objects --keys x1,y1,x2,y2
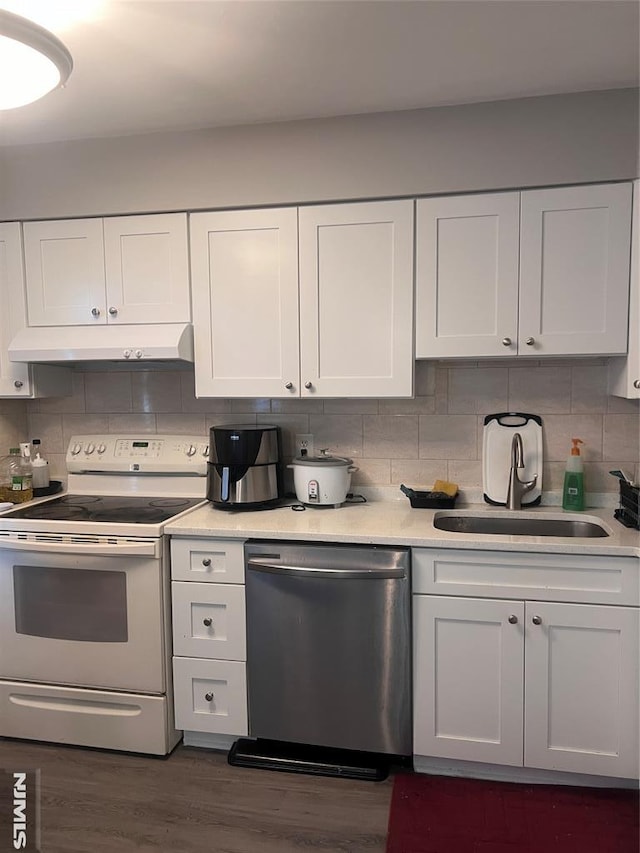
[
  {"x1": 416, "y1": 182, "x2": 632, "y2": 358},
  {"x1": 191, "y1": 200, "x2": 414, "y2": 398},
  {"x1": 23, "y1": 213, "x2": 190, "y2": 327},
  {"x1": 298, "y1": 200, "x2": 414, "y2": 397},
  {"x1": 103, "y1": 214, "x2": 191, "y2": 324},
  {"x1": 190, "y1": 207, "x2": 300, "y2": 399},
  {"x1": 416, "y1": 192, "x2": 520, "y2": 358},
  {"x1": 0, "y1": 223, "x2": 71, "y2": 398},
  {"x1": 609, "y1": 179, "x2": 640, "y2": 398},
  {"x1": 519, "y1": 183, "x2": 632, "y2": 356}
]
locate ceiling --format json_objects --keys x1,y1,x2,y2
[{"x1": 0, "y1": 0, "x2": 638, "y2": 147}]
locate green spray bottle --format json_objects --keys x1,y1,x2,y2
[{"x1": 562, "y1": 438, "x2": 585, "y2": 511}]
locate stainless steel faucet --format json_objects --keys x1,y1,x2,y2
[{"x1": 506, "y1": 432, "x2": 537, "y2": 510}]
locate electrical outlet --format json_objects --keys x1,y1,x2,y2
[{"x1": 295, "y1": 433, "x2": 314, "y2": 458}]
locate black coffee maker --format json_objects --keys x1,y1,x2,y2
[{"x1": 207, "y1": 424, "x2": 282, "y2": 509}]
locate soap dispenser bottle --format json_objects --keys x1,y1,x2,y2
[
  {"x1": 562, "y1": 438, "x2": 585, "y2": 511},
  {"x1": 31, "y1": 439, "x2": 50, "y2": 490}
]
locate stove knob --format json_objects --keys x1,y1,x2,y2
[
  {"x1": 201, "y1": 445, "x2": 209, "y2": 457},
  {"x1": 97, "y1": 444, "x2": 106, "y2": 454},
  {"x1": 134, "y1": 349, "x2": 143, "y2": 359},
  {"x1": 85, "y1": 443, "x2": 96, "y2": 454},
  {"x1": 186, "y1": 445, "x2": 196, "y2": 457},
  {"x1": 123, "y1": 349, "x2": 132, "y2": 359},
  {"x1": 71, "y1": 443, "x2": 82, "y2": 455}
]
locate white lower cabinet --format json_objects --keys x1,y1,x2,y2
[
  {"x1": 170, "y1": 537, "x2": 247, "y2": 737},
  {"x1": 413, "y1": 549, "x2": 640, "y2": 780},
  {"x1": 413, "y1": 595, "x2": 524, "y2": 767},
  {"x1": 172, "y1": 658, "x2": 247, "y2": 737}
]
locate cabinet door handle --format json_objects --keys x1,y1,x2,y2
[
  {"x1": 204, "y1": 692, "x2": 214, "y2": 702},
  {"x1": 508, "y1": 614, "x2": 518, "y2": 624},
  {"x1": 108, "y1": 306, "x2": 118, "y2": 316},
  {"x1": 13, "y1": 380, "x2": 23, "y2": 389},
  {"x1": 532, "y1": 615, "x2": 542, "y2": 625},
  {"x1": 202, "y1": 558, "x2": 211, "y2": 567},
  {"x1": 502, "y1": 337, "x2": 512, "y2": 347},
  {"x1": 284, "y1": 382, "x2": 293, "y2": 390},
  {"x1": 91, "y1": 307, "x2": 101, "y2": 317},
  {"x1": 634, "y1": 379, "x2": 640, "y2": 389},
  {"x1": 525, "y1": 337, "x2": 535, "y2": 346},
  {"x1": 304, "y1": 381, "x2": 313, "y2": 390},
  {"x1": 203, "y1": 617, "x2": 213, "y2": 627}
]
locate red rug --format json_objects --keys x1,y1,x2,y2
[{"x1": 386, "y1": 772, "x2": 639, "y2": 853}]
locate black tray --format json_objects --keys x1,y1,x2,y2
[
  {"x1": 400, "y1": 484, "x2": 458, "y2": 509},
  {"x1": 34, "y1": 480, "x2": 63, "y2": 499}
]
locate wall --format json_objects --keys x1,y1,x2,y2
[
  {"x1": 0, "y1": 401, "x2": 28, "y2": 461},
  {"x1": 24, "y1": 361, "x2": 640, "y2": 504},
  {"x1": 0, "y1": 88, "x2": 638, "y2": 220}
]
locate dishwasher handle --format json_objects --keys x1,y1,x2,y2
[{"x1": 247, "y1": 557, "x2": 406, "y2": 580}]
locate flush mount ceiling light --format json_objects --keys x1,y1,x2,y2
[{"x1": 0, "y1": 8, "x2": 72, "y2": 110}]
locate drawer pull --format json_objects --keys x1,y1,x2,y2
[
  {"x1": 532, "y1": 615, "x2": 542, "y2": 625},
  {"x1": 508, "y1": 614, "x2": 518, "y2": 624},
  {"x1": 203, "y1": 617, "x2": 213, "y2": 627},
  {"x1": 202, "y1": 558, "x2": 211, "y2": 567},
  {"x1": 205, "y1": 692, "x2": 214, "y2": 702}
]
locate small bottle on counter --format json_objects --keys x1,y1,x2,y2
[{"x1": 31, "y1": 438, "x2": 50, "y2": 490}]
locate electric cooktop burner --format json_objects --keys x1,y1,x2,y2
[{"x1": 5, "y1": 495, "x2": 203, "y2": 525}]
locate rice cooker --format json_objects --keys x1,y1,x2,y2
[{"x1": 288, "y1": 452, "x2": 358, "y2": 507}]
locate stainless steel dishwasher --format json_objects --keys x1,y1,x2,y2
[{"x1": 239, "y1": 540, "x2": 411, "y2": 775}]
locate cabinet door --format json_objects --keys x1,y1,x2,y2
[
  {"x1": 0, "y1": 223, "x2": 31, "y2": 396},
  {"x1": 23, "y1": 218, "x2": 106, "y2": 326},
  {"x1": 299, "y1": 200, "x2": 414, "y2": 397},
  {"x1": 103, "y1": 213, "x2": 190, "y2": 324},
  {"x1": 415, "y1": 193, "x2": 520, "y2": 358},
  {"x1": 525, "y1": 601, "x2": 639, "y2": 778},
  {"x1": 609, "y1": 179, "x2": 640, "y2": 398},
  {"x1": 190, "y1": 208, "x2": 300, "y2": 398},
  {"x1": 413, "y1": 595, "x2": 524, "y2": 766},
  {"x1": 519, "y1": 183, "x2": 632, "y2": 356}
]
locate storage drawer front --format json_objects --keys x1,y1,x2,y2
[
  {"x1": 172, "y1": 582, "x2": 246, "y2": 660},
  {"x1": 173, "y1": 657, "x2": 247, "y2": 735},
  {"x1": 171, "y1": 538, "x2": 245, "y2": 583},
  {"x1": 412, "y1": 549, "x2": 639, "y2": 605},
  {"x1": 0, "y1": 680, "x2": 172, "y2": 755}
]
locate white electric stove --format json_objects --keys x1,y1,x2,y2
[{"x1": 0, "y1": 435, "x2": 208, "y2": 755}]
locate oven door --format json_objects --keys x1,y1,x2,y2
[{"x1": 0, "y1": 533, "x2": 165, "y2": 693}]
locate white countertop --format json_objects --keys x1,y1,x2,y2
[{"x1": 166, "y1": 499, "x2": 640, "y2": 557}]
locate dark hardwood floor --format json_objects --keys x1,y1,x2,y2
[{"x1": 0, "y1": 739, "x2": 393, "y2": 853}]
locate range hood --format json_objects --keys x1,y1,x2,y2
[{"x1": 9, "y1": 323, "x2": 194, "y2": 363}]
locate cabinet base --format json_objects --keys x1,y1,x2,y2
[{"x1": 228, "y1": 738, "x2": 394, "y2": 781}]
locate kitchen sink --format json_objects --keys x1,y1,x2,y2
[{"x1": 433, "y1": 511, "x2": 609, "y2": 538}]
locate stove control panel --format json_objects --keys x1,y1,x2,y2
[{"x1": 66, "y1": 435, "x2": 209, "y2": 474}]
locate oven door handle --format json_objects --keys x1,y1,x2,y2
[{"x1": 0, "y1": 538, "x2": 160, "y2": 557}]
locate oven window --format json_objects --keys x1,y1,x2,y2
[{"x1": 13, "y1": 565, "x2": 128, "y2": 642}]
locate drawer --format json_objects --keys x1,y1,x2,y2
[
  {"x1": 172, "y1": 582, "x2": 246, "y2": 660},
  {"x1": 173, "y1": 657, "x2": 247, "y2": 736},
  {"x1": 412, "y1": 549, "x2": 640, "y2": 606},
  {"x1": 171, "y1": 537, "x2": 245, "y2": 583}
]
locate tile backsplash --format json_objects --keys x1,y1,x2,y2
[{"x1": 1, "y1": 359, "x2": 638, "y2": 502}]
